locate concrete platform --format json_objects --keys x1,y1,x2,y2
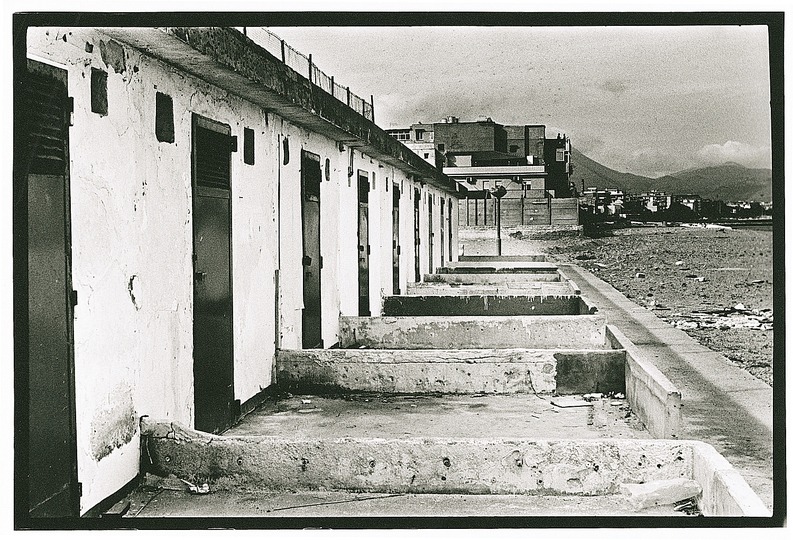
[
  {"x1": 125, "y1": 487, "x2": 690, "y2": 518},
  {"x1": 224, "y1": 393, "x2": 649, "y2": 441},
  {"x1": 406, "y1": 282, "x2": 577, "y2": 296},
  {"x1": 339, "y1": 315, "x2": 609, "y2": 349},
  {"x1": 439, "y1": 261, "x2": 559, "y2": 273},
  {"x1": 424, "y1": 272, "x2": 562, "y2": 284},
  {"x1": 381, "y1": 294, "x2": 595, "y2": 316},
  {"x1": 459, "y1": 254, "x2": 548, "y2": 262}
]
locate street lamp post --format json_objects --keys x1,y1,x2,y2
[{"x1": 489, "y1": 185, "x2": 507, "y2": 256}]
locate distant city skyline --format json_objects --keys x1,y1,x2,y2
[{"x1": 267, "y1": 24, "x2": 772, "y2": 179}]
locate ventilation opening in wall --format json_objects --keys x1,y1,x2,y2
[
  {"x1": 91, "y1": 68, "x2": 108, "y2": 115},
  {"x1": 155, "y1": 92, "x2": 174, "y2": 143},
  {"x1": 244, "y1": 127, "x2": 255, "y2": 165}
]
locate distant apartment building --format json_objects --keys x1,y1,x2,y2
[
  {"x1": 630, "y1": 191, "x2": 672, "y2": 213},
  {"x1": 672, "y1": 194, "x2": 702, "y2": 214},
  {"x1": 386, "y1": 116, "x2": 576, "y2": 227},
  {"x1": 582, "y1": 188, "x2": 625, "y2": 215}
]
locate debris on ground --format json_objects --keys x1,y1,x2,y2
[
  {"x1": 674, "y1": 497, "x2": 701, "y2": 515},
  {"x1": 182, "y1": 479, "x2": 210, "y2": 494},
  {"x1": 620, "y1": 478, "x2": 702, "y2": 510},
  {"x1": 550, "y1": 396, "x2": 593, "y2": 408}
]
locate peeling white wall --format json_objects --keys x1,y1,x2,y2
[{"x1": 27, "y1": 27, "x2": 460, "y2": 515}]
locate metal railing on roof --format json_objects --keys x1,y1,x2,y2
[{"x1": 239, "y1": 27, "x2": 374, "y2": 122}]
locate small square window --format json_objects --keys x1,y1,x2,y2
[
  {"x1": 91, "y1": 68, "x2": 108, "y2": 116},
  {"x1": 244, "y1": 127, "x2": 255, "y2": 165},
  {"x1": 155, "y1": 92, "x2": 174, "y2": 143},
  {"x1": 437, "y1": 143, "x2": 445, "y2": 152}
]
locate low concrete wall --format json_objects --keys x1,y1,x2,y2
[
  {"x1": 442, "y1": 261, "x2": 559, "y2": 272},
  {"x1": 277, "y1": 348, "x2": 558, "y2": 394},
  {"x1": 690, "y1": 441, "x2": 771, "y2": 517},
  {"x1": 459, "y1": 255, "x2": 547, "y2": 262},
  {"x1": 339, "y1": 315, "x2": 609, "y2": 349},
  {"x1": 381, "y1": 294, "x2": 592, "y2": 317},
  {"x1": 141, "y1": 419, "x2": 696, "y2": 496},
  {"x1": 555, "y1": 268, "x2": 581, "y2": 294},
  {"x1": 424, "y1": 273, "x2": 561, "y2": 284},
  {"x1": 405, "y1": 283, "x2": 575, "y2": 297},
  {"x1": 554, "y1": 351, "x2": 625, "y2": 395},
  {"x1": 606, "y1": 325, "x2": 682, "y2": 440},
  {"x1": 141, "y1": 420, "x2": 769, "y2": 515},
  {"x1": 276, "y1": 348, "x2": 627, "y2": 395}
]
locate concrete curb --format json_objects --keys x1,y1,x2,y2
[
  {"x1": 691, "y1": 441, "x2": 772, "y2": 517},
  {"x1": 606, "y1": 325, "x2": 682, "y2": 440},
  {"x1": 140, "y1": 419, "x2": 768, "y2": 515}
]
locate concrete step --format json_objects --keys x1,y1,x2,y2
[
  {"x1": 140, "y1": 417, "x2": 769, "y2": 516},
  {"x1": 339, "y1": 314, "x2": 608, "y2": 350},
  {"x1": 406, "y1": 282, "x2": 577, "y2": 296},
  {"x1": 424, "y1": 272, "x2": 562, "y2": 284},
  {"x1": 459, "y1": 254, "x2": 548, "y2": 262},
  {"x1": 276, "y1": 348, "x2": 625, "y2": 395},
  {"x1": 439, "y1": 261, "x2": 559, "y2": 274},
  {"x1": 381, "y1": 294, "x2": 595, "y2": 317}
]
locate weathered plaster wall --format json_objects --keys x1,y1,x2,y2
[
  {"x1": 27, "y1": 27, "x2": 460, "y2": 513},
  {"x1": 27, "y1": 27, "x2": 281, "y2": 513}
]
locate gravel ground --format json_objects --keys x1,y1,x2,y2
[{"x1": 459, "y1": 225, "x2": 774, "y2": 386}]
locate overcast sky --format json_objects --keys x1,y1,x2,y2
[{"x1": 267, "y1": 25, "x2": 771, "y2": 179}]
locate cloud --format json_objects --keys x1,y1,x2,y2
[
  {"x1": 597, "y1": 79, "x2": 629, "y2": 96},
  {"x1": 695, "y1": 141, "x2": 771, "y2": 169}
]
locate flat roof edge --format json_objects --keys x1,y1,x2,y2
[{"x1": 103, "y1": 27, "x2": 458, "y2": 195}]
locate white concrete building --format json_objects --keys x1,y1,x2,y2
[{"x1": 20, "y1": 26, "x2": 462, "y2": 517}]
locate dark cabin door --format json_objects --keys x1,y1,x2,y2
[
  {"x1": 440, "y1": 197, "x2": 445, "y2": 268},
  {"x1": 192, "y1": 115, "x2": 234, "y2": 434},
  {"x1": 428, "y1": 193, "x2": 434, "y2": 274},
  {"x1": 358, "y1": 172, "x2": 370, "y2": 316},
  {"x1": 413, "y1": 187, "x2": 421, "y2": 282},
  {"x1": 21, "y1": 59, "x2": 79, "y2": 518},
  {"x1": 448, "y1": 198, "x2": 453, "y2": 262},
  {"x1": 301, "y1": 151, "x2": 322, "y2": 348},
  {"x1": 392, "y1": 184, "x2": 401, "y2": 294}
]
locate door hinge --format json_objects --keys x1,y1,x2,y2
[
  {"x1": 77, "y1": 482, "x2": 82, "y2": 497},
  {"x1": 397, "y1": 246, "x2": 401, "y2": 255},
  {"x1": 319, "y1": 256, "x2": 323, "y2": 269},
  {"x1": 67, "y1": 97, "x2": 74, "y2": 126},
  {"x1": 70, "y1": 290, "x2": 78, "y2": 307},
  {"x1": 367, "y1": 245, "x2": 371, "y2": 255},
  {"x1": 230, "y1": 136, "x2": 238, "y2": 152}
]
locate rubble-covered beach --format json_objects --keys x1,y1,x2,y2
[{"x1": 461, "y1": 225, "x2": 774, "y2": 386}]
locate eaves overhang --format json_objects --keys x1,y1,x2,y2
[
  {"x1": 442, "y1": 165, "x2": 547, "y2": 178},
  {"x1": 101, "y1": 26, "x2": 462, "y2": 196}
]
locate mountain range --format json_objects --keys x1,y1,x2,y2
[{"x1": 569, "y1": 147, "x2": 772, "y2": 202}]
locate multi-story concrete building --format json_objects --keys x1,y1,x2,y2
[
  {"x1": 18, "y1": 26, "x2": 462, "y2": 518},
  {"x1": 629, "y1": 191, "x2": 672, "y2": 213},
  {"x1": 386, "y1": 117, "x2": 576, "y2": 228},
  {"x1": 672, "y1": 194, "x2": 702, "y2": 214},
  {"x1": 581, "y1": 188, "x2": 625, "y2": 215}
]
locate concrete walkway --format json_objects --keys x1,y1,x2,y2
[{"x1": 558, "y1": 264, "x2": 775, "y2": 511}]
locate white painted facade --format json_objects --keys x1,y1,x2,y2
[{"x1": 27, "y1": 27, "x2": 459, "y2": 514}]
